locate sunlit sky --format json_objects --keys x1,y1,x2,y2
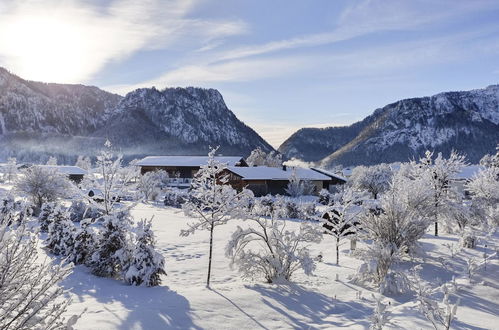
[{"x1": 1, "y1": 0, "x2": 499, "y2": 147}]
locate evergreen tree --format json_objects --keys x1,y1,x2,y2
[
  {"x1": 124, "y1": 219, "x2": 166, "y2": 286},
  {"x1": 90, "y1": 211, "x2": 133, "y2": 278},
  {"x1": 46, "y1": 206, "x2": 76, "y2": 256}
]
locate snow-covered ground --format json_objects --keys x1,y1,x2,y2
[{"x1": 54, "y1": 202, "x2": 499, "y2": 330}]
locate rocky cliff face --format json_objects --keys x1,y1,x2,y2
[
  {"x1": 0, "y1": 67, "x2": 273, "y2": 163},
  {"x1": 279, "y1": 85, "x2": 499, "y2": 166}
]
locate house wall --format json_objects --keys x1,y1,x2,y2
[
  {"x1": 140, "y1": 166, "x2": 200, "y2": 178},
  {"x1": 68, "y1": 174, "x2": 84, "y2": 183}
]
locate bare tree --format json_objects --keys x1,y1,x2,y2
[
  {"x1": 15, "y1": 166, "x2": 72, "y2": 211},
  {"x1": 0, "y1": 213, "x2": 74, "y2": 329},
  {"x1": 181, "y1": 148, "x2": 252, "y2": 287}
]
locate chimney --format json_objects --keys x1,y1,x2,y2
[{"x1": 282, "y1": 165, "x2": 287, "y2": 171}]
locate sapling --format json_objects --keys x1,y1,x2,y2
[{"x1": 181, "y1": 148, "x2": 253, "y2": 287}]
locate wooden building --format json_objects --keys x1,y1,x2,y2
[
  {"x1": 38, "y1": 165, "x2": 87, "y2": 183},
  {"x1": 136, "y1": 155, "x2": 248, "y2": 178},
  {"x1": 224, "y1": 166, "x2": 334, "y2": 196},
  {"x1": 310, "y1": 167, "x2": 347, "y2": 189}
]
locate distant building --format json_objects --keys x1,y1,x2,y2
[
  {"x1": 135, "y1": 156, "x2": 248, "y2": 187},
  {"x1": 224, "y1": 166, "x2": 333, "y2": 196},
  {"x1": 310, "y1": 167, "x2": 347, "y2": 189},
  {"x1": 37, "y1": 165, "x2": 87, "y2": 183}
]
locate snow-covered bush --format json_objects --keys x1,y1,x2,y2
[
  {"x1": 318, "y1": 189, "x2": 333, "y2": 205},
  {"x1": 349, "y1": 164, "x2": 393, "y2": 199},
  {"x1": 124, "y1": 219, "x2": 166, "y2": 286},
  {"x1": 0, "y1": 195, "x2": 26, "y2": 227},
  {"x1": 68, "y1": 200, "x2": 89, "y2": 222},
  {"x1": 15, "y1": 165, "x2": 72, "y2": 212},
  {"x1": 226, "y1": 207, "x2": 322, "y2": 283},
  {"x1": 138, "y1": 170, "x2": 169, "y2": 201},
  {"x1": 90, "y1": 211, "x2": 134, "y2": 278},
  {"x1": 249, "y1": 196, "x2": 275, "y2": 216},
  {"x1": 360, "y1": 169, "x2": 432, "y2": 253},
  {"x1": 466, "y1": 164, "x2": 499, "y2": 228},
  {"x1": 352, "y1": 244, "x2": 408, "y2": 294},
  {"x1": 411, "y1": 266, "x2": 460, "y2": 330},
  {"x1": 46, "y1": 206, "x2": 76, "y2": 256},
  {"x1": 69, "y1": 218, "x2": 98, "y2": 265},
  {"x1": 370, "y1": 294, "x2": 391, "y2": 330},
  {"x1": 301, "y1": 202, "x2": 318, "y2": 220},
  {"x1": 38, "y1": 202, "x2": 57, "y2": 232},
  {"x1": 164, "y1": 189, "x2": 188, "y2": 208},
  {"x1": 181, "y1": 148, "x2": 253, "y2": 287},
  {"x1": 0, "y1": 217, "x2": 73, "y2": 329}
]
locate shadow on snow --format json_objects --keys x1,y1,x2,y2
[{"x1": 62, "y1": 265, "x2": 201, "y2": 329}]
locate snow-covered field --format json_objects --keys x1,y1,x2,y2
[{"x1": 56, "y1": 202, "x2": 499, "y2": 330}]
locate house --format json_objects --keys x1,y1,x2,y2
[
  {"x1": 310, "y1": 167, "x2": 347, "y2": 189},
  {"x1": 224, "y1": 166, "x2": 332, "y2": 196},
  {"x1": 37, "y1": 165, "x2": 87, "y2": 183},
  {"x1": 135, "y1": 156, "x2": 248, "y2": 187}
]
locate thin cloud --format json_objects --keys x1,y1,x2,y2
[
  {"x1": 0, "y1": 0, "x2": 247, "y2": 83},
  {"x1": 215, "y1": 0, "x2": 499, "y2": 62}
]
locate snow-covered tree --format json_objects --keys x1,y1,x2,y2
[
  {"x1": 46, "y1": 156, "x2": 58, "y2": 165},
  {"x1": 3, "y1": 157, "x2": 17, "y2": 183},
  {"x1": 466, "y1": 165, "x2": 499, "y2": 228},
  {"x1": 353, "y1": 170, "x2": 432, "y2": 292},
  {"x1": 46, "y1": 206, "x2": 76, "y2": 257},
  {"x1": 479, "y1": 144, "x2": 499, "y2": 168},
  {"x1": 124, "y1": 219, "x2": 166, "y2": 286},
  {"x1": 285, "y1": 168, "x2": 311, "y2": 197},
  {"x1": 322, "y1": 188, "x2": 362, "y2": 265},
  {"x1": 360, "y1": 172, "x2": 432, "y2": 254},
  {"x1": 370, "y1": 294, "x2": 391, "y2": 330},
  {"x1": 86, "y1": 140, "x2": 136, "y2": 215},
  {"x1": 90, "y1": 211, "x2": 134, "y2": 278},
  {"x1": 411, "y1": 266, "x2": 460, "y2": 330},
  {"x1": 246, "y1": 147, "x2": 282, "y2": 167},
  {"x1": 349, "y1": 164, "x2": 392, "y2": 199},
  {"x1": 138, "y1": 170, "x2": 169, "y2": 201},
  {"x1": 415, "y1": 151, "x2": 466, "y2": 236},
  {"x1": 75, "y1": 155, "x2": 92, "y2": 171},
  {"x1": 15, "y1": 166, "x2": 72, "y2": 211},
  {"x1": 181, "y1": 148, "x2": 253, "y2": 287},
  {"x1": 69, "y1": 218, "x2": 98, "y2": 265},
  {"x1": 38, "y1": 202, "x2": 56, "y2": 232},
  {"x1": 226, "y1": 198, "x2": 322, "y2": 283},
  {"x1": 0, "y1": 215, "x2": 73, "y2": 329}
]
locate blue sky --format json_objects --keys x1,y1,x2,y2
[{"x1": 1, "y1": 0, "x2": 499, "y2": 147}]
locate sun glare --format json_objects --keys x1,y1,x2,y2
[{"x1": 1, "y1": 15, "x2": 89, "y2": 83}]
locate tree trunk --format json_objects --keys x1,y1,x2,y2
[
  {"x1": 434, "y1": 221, "x2": 438, "y2": 237},
  {"x1": 206, "y1": 223, "x2": 214, "y2": 287},
  {"x1": 336, "y1": 237, "x2": 339, "y2": 265}
]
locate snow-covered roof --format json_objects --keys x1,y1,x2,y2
[
  {"x1": 37, "y1": 165, "x2": 87, "y2": 175},
  {"x1": 226, "y1": 166, "x2": 331, "y2": 181},
  {"x1": 136, "y1": 156, "x2": 245, "y2": 167},
  {"x1": 454, "y1": 165, "x2": 484, "y2": 180},
  {"x1": 311, "y1": 167, "x2": 347, "y2": 182}
]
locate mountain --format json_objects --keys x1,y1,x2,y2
[
  {"x1": 279, "y1": 85, "x2": 499, "y2": 167},
  {"x1": 93, "y1": 87, "x2": 274, "y2": 157},
  {"x1": 0, "y1": 67, "x2": 273, "y2": 163}
]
